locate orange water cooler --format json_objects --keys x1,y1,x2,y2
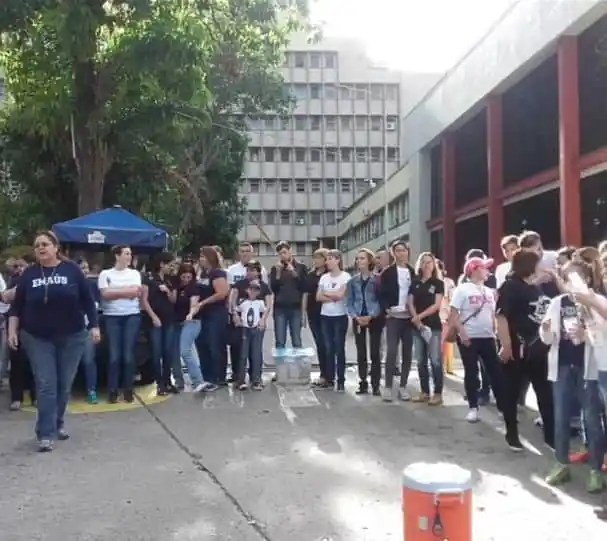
[{"x1": 402, "y1": 462, "x2": 473, "y2": 541}]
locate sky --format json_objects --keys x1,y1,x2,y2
[{"x1": 309, "y1": 0, "x2": 516, "y2": 73}]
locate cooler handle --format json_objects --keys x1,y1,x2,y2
[{"x1": 432, "y1": 488, "x2": 465, "y2": 506}]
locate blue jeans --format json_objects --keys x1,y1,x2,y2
[
  {"x1": 80, "y1": 335, "x2": 97, "y2": 393},
  {"x1": 21, "y1": 329, "x2": 88, "y2": 441},
  {"x1": 553, "y1": 363, "x2": 605, "y2": 470},
  {"x1": 180, "y1": 320, "x2": 204, "y2": 387},
  {"x1": 197, "y1": 310, "x2": 228, "y2": 384},
  {"x1": 104, "y1": 314, "x2": 141, "y2": 393},
  {"x1": 413, "y1": 328, "x2": 443, "y2": 395},
  {"x1": 308, "y1": 314, "x2": 328, "y2": 380},
  {"x1": 149, "y1": 323, "x2": 177, "y2": 389},
  {"x1": 238, "y1": 327, "x2": 264, "y2": 384},
  {"x1": 321, "y1": 315, "x2": 348, "y2": 385},
  {"x1": 599, "y1": 371, "x2": 607, "y2": 405},
  {"x1": 274, "y1": 307, "x2": 302, "y2": 349}
]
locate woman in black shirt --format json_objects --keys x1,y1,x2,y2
[
  {"x1": 304, "y1": 249, "x2": 328, "y2": 387},
  {"x1": 496, "y1": 250, "x2": 557, "y2": 451},
  {"x1": 408, "y1": 253, "x2": 445, "y2": 405}
]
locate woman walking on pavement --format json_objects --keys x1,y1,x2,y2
[
  {"x1": 8, "y1": 231, "x2": 100, "y2": 452},
  {"x1": 346, "y1": 249, "x2": 383, "y2": 396},
  {"x1": 408, "y1": 252, "x2": 445, "y2": 405}
]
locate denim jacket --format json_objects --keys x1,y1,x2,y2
[{"x1": 345, "y1": 273, "x2": 381, "y2": 318}]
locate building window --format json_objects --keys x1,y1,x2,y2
[
  {"x1": 386, "y1": 116, "x2": 398, "y2": 130},
  {"x1": 370, "y1": 84, "x2": 384, "y2": 100},
  {"x1": 279, "y1": 116, "x2": 290, "y2": 130},
  {"x1": 325, "y1": 116, "x2": 337, "y2": 131},
  {"x1": 355, "y1": 178, "x2": 369, "y2": 192},
  {"x1": 249, "y1": 211, "x2": 261, "y2": 224},
  {"x1": 324, "y1": 85, "x2": 336, "y2": 99},
  {"x1": 295, "y1": 148, "x2": 306, "y2": 161},
  {"x1": 324, "y1": 52, "x2": 336, "y2": 68},
  {"x1": 264, "y1": 148, "x2": 275, "y2": 161},
  {"x1": 341, "y1": 148, "x2": 352, "y2": 161},
  {"x1": 371, "y1": 148, "x2": 382, "y2": 162},
  {"x1": 264, "y1": 117, "x2": 277, "y2": 130},
  {"x1": 295, "y1": 211, "x2": 306, "y2": 225},
  {"x1": 295, "y1": 242, "x2": 306, "y2": 254},
  {"x1": 247, "y1": 117, "x2": 263, "y2": 130},
  {"x1": 311, "y1": 211, "x2": 321, "y2": 225},
  {"x1": 280, "y1": 148, "x2": 291, "y2": 162},
  {"x1": 310, "y1": 148, "x2": 321, "y2": 162},
  {"x1": 341, "y1": 116, "x2": 352, "y2": 130},
  {"x1": 326, "y1": 211, "x2": 336, "y2": 225},
  {"x1": 295, "y1": 180, "x2": 306, "y2": 193},
  {"x1": 310, "y1": 116, "x2": 321, "y2": 130},
  {"x1": 326, "y1": 147, "x2": 337, "y2": 162},
  {"x1": 294, "y1": 52, "x2": 306, "y2": 68},
  {"x1": 354, "y1": 85, "x2": 367, "y2": 100},
  {"x1": 264, "y1": 179, "x2": 276, "y2": 192},
  {"x1": 264, "y1": 211, "x2": 276, "y2": 225},
  {"x1": 340, "y1": 180, "x2": 351, "y2": 192},
  {"x1": 295, "y1": 116, "x2": 307, "y2": 130},
  {"x1": 280, "y1": 211, "x2": 291, "y2": 225},
  {"x1": 280, "y1": 179, "x2": 290, "y2": 192},
  {"x1": 388, "y1": 148, "x2": 399, "y2": 162},
  {"x1": 249, "y1": 147, "x2": 260, "y2": 161},
  {"x1": 310, "y1": 53, "x2": 321, "y2": 68},
  {"x1": 292, "y1": 84, "x2": 308, "y2": 100},
  {"x1": 326, "y1": 179, "x2": 335, "y2": 192},
  {"x1": 385, "y1": 84, "x2": 398, "y2": 100},
  {"x1": 355, "y1": 116, "x2": 367, "y2": 130},
  {"x1": 355, "y1": 148, "x2": 368, "y2": 162},
  {"x1": 249, "y1": 179, "x2": 260, "y2": 193},
  {"x1": 339, "y1": 86, "x2": 351, "y2": 100},
  {"x1": 371, "y1": 116, "x2": 382, "y2": 131},
  {"x1": 310, "y1": 84, "x2": 321, "y2": 99},
  {"x1": 311, "y1": 181, "x2": 321, "y2": 192}
]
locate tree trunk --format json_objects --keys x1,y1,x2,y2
[{"x1": 75, "y1": 134, "x2": 110, "y2": 215}]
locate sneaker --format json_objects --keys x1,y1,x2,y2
[
  {"x1": 57, "y1": 428, "x2": 69, "y2": 441},
  {"x1": 38, "y1": 439, "x2": 53, "y2": 452},
  {"x1": 201, "y1": 382, "x2": 218, "y2": 392},
  {"x1": 238, "y1": 383, "x2": 248, "y2": 391},
  {"x1": 108, "y1": 392, "x2": 119, "y2": 404},
  {"x1": 156, "y1": 386, "x2": 168, "y2": 397},
  {"x1": 167, "y1": 384, "x2": 180, "y2": 394},
  {"x1": 587, "y1": 470, "x2": 604, "y2": 493},
  {"x1": 356, "y1": 383, "x2": 368, "y2": 395},
  {"x1": 336, "y1": 383, "x2": 345, "y2": 393},
  {"x1": 569, "y1": 449, "x2": 590, "y2": 464},
  {"x1": 382, "y1": 388, "x2": 394, "y2": 402},
  {"x1": 192, "y1": 383, "x2": 206, "y2": 393},
  {"x1": 545, "y1": 464, "x2": 571, "y2": 486},
  {"x1": 478, "y1": 395, "x2": 490, "y2": 407},
  {"x1": 252, "y1": 383, "x2": 263, "y2": 391},
  {"x1": 271, "y1": 374, "x2": 277, "y2": 382},
  {"x1": 411, "y1": 392, "x2": 430, "y2": 403},
  {"x1": 123, "y1": 389, "x2": 134, "y2": 403},
  {"x1": 428, "y1": 394, "x2": 443, "y2": 406},
  {"x1": 505, "y1": 433, "x2": 524, "y2": 452},
  {"x1": 398, "y1": 389, "x2": 411, "y2": 402},
  {"x1": 465, "y1": 408, "x2": 479, "y2": 423},
  {"x1": 312, "y1": 378, "x2": 327, "y2": 387},
  {"x1": 9, "y1": 400, "x2": 21, "y2": 411},
  {"x1": 87, "y1": 391, "x2": 98, "y2": 404},
  {"x1": 372, "y1": 387, "x2": 381, "y2": 396}
]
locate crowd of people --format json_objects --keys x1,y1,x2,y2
[{"x1": 1, "y1": 229, "x2": 607, "y2": 515}]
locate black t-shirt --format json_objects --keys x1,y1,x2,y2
[
  {"x1": 558, "y1": 295, "x2": 584, "y2": 367},
  {"x1": 174, "y1": 282, "x2": 200, "y2": 323},
  {"x1": 232, "y1": 278, "x2": 271, "y2": 306},
  {"x1": 197, "y1": 268, "x2": 228, "y2": 317},
  {"x1": 410, "y1": 277, "x2": 445, "y2": 330},
  {"x1": 496, "y1": 276, "x2": 557, "y2": 358},
  {"x1": 143, "y1": 272, "x2": 177, "y2": 324},
  {"x1": 304, "y1": 270, "x2": 323, "y2": 317}
]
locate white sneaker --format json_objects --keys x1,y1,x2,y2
[
  {"x1": 192, "y1": 383, "x2": 205, "y2": 393},
  {"x1": 465, "y1": 408, "x2": 480, "y2": 423},
  {"x1": 382, "y1": 388, "x2": 394, "y2": 402},
  {"x1": 398, "y1": 389, "x2": 411, "y2": 402}
]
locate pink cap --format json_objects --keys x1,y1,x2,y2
[{"x1": 464, "y1": 257, "x2": 494, "y2": 276}]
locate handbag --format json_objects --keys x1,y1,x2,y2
[{"x1": 444, "y1": 298, "x2": 486, "y2": 344}]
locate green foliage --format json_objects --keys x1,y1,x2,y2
[{"x1": 0, "y1": 0, "x2": 303, "y2": 250}]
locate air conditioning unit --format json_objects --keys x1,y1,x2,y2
[
  {"x1": 295, "y1": 218, "x2": 305, "y2": 225},
  {"x1": 386, "y1": 121, "x2": 396, "y2": 131},
  {"x1": 362, "y1": 208, "x2": 370, "y2": 217}
]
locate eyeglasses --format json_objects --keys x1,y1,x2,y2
[{"x1": 34, "y1": 242, "x2": 52, "y2": 248}]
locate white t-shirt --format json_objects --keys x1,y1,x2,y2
[
  {"x1": 227, "y1": 262, "x2": 268, "y2": 285},
  {"x1": 237, "y1": 299, "x2": 266, "y2": 328},
  {"x1": 98, "y1": 267, "x2": 142, "y2": 316},
  {"x1": 439, "y1": 277, "x2": 455, "y2": 322},
  {"x1": 495, "y1": 261, "x2": 511, "y2": 288},
  {"x1": 0, "y1": 273, "x2": 8, "y2": 314},
  {"x1": 318, "y1": 271, "x2": 351, "y2": 317},
  {"x1": 450, "y1": 281, "x2": 496, "y2": 339}
]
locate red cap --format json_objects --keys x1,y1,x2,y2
[{"x1": 463, "y1": 257, "x2": 494, "y2": 276}]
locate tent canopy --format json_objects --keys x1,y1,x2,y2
[{"x1": 52, "y1": 206, "x2": 167, "y2": 249}]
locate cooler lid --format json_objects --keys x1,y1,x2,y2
[{"x1": 402, "y1": 462, "x2": 472, "y2": 493}]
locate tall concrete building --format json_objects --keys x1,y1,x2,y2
[{"x1": 238, "y1": 34, "x2": 428, "y2": 267}]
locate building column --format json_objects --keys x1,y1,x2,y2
[
  {"x1": 441, "y1": 133, "x2": 456, "y2": 274},
  {"x1": 487, "y1": 95, "x2": 505, "y2": 261},
  {"x1": 558, "y1": 35, "x2": 582, "y2": 246}
]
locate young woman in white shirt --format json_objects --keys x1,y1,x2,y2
[
  {"x1": 316, "y1": 250, "x2": 350, "y2": 392},
  {"x1": 449, "y1": 257, "x2": 506, "y2": 423},
  {"x1": 98, "y1": 245, "x2": 142, "y2": 403}
]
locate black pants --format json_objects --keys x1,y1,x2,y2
[
  {"x1": 227, "y1": 321, "x2": 242, "y2": 378},
  {"x1": 308, "y1": 314, "x2": 328, "y2": 380},
  {"x1": 353, "y1": 317, "x2": 383, "y2": 390},
  {"x1": 458, "y1": 337, "x2": 505, "y2": 411},
  {"x1": 9, "y1": 346, "x2": 35, "y2": 403},
  {"x1": 501, "y1": 351, "x2": 554, "y2": 447}
]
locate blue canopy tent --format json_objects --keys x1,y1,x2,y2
[{"x1": 52, "y1": 206, "x2": 168, "y2": 250}]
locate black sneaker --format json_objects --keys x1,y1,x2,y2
[
  {"x1": 167, "y1": 384, "x2": 180, "y2": 394},
  {"x1": 336, "y1": 383, "x2": 345, "y2": 393},
  {"x1": 506, "y1": 433, "x2": 524, "y2": 453},
  {"x1": 356, "y1": 384, "x2": 368, "y2": 395},
  {"x1": 123, "y1": 389, "x2": 134, "y2": 403},
  {"x1": 57, "y1": 428, "x2": 69, "y2": 441},
  {"x1": 157, "y1": 386, "x2": 168, "y2": 397},
  {"x1": 372, "y1": 387, "x2": 381, "y2": 396},
  {"x1": 108, "y1": 391, "x2": 119, "y2": 404}
]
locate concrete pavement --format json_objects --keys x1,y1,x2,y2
[{"x1": 1, "y1": 327, "x2": 606, "y2": 540}]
